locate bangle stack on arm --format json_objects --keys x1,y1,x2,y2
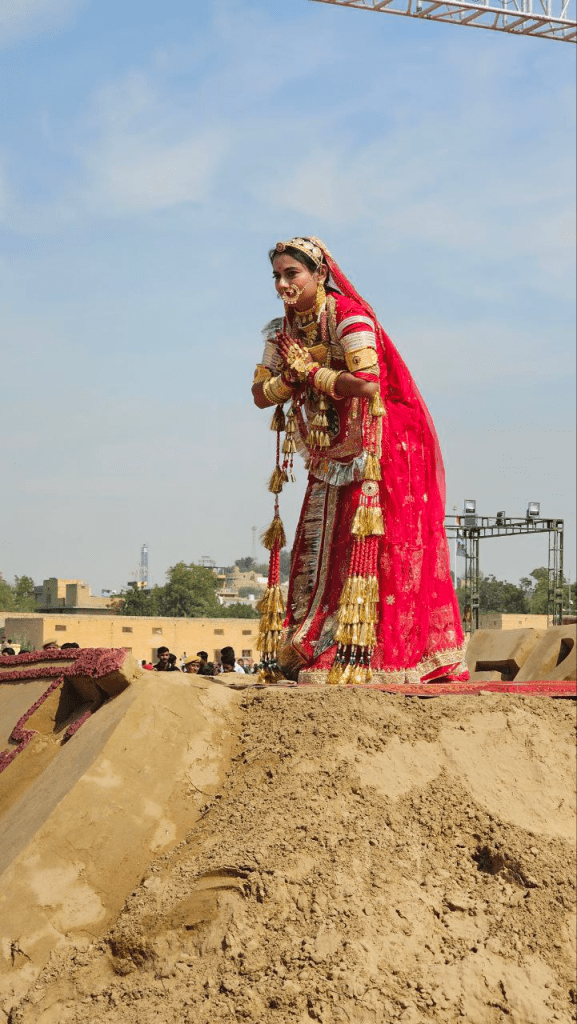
[
  {"x1": 262, "y1": 375, "x2": 294, "y2": 405},
  {"x1": 308, "y1": 365, "x2": 344, "y2": 401}
]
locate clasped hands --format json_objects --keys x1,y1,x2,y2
[{"x1": 275, "y1": 332, "x2": 318, "y2": 384}]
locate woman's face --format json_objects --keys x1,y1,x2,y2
[{"x1": 272, "y1": 253, "x2": 323, "y2": 311}]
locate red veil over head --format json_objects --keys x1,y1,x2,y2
[{"x1": 304, "y1": 236, "x2": 447, "y2": 511}]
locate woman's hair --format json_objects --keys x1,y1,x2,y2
[{"x1": 269, "y1": 244, "x2": 328, "y2": 277}]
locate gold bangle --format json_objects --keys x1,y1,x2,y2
[
  {"x1": 313, "y1": 367, "x2": 343, "y2": 400},
  {"x1": 262, "y1": 375, "x2": 293, "y2": 404}
]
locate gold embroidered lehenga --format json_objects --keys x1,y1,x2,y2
[{"x1": 255, "y1": 237, "x2": 468, "y2": 686}]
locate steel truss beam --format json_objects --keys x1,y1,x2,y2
[
  {"x1": 444, "y1": 515, "x2": 565, "y2": 632},
  {"x1": 310, "y1": 0, "x2": 577, "y2": 42}
]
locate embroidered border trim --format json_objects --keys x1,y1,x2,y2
[
  {"x1": 308, "y1": 452, "x2": 369, "y2": 487},
  {"x1": 298, "y1": 645, "x2": 468, "y2": 686},
  {"x1": 292, "y1": 483, "x2": 339, "y2": 659}
]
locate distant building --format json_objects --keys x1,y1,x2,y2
[
  {"x1": 1, "y1": 613, "x2": 260, "y2": 667},
  {"x1": 34, "y1": 578, "x2": 113, "y2": 615},
  {"x1": 478, "y1": 613, "x2": 548, "y2": 630},
  {"x1": 215, "y1": 566, "x2": 267, "y2": 609}
]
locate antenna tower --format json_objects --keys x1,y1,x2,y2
[{"x1": 140, "y1": 543, "x2": 149, "y2": 587}]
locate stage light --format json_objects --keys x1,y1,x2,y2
[
  {"x1": 526, "y1": 502, "x2": 540, "y2": 519},
  {"x1": 463, "y1": 499, "x2": 477, "y2": 527}
]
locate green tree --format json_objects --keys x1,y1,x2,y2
[
  {"x1": 235, "y1": 556, "x2": 256, "y2": 573},
  {"x1": 219, "y1": 603, "x2": 260, "y2": 619},
  {"x1": 13, "y1": 575, "x2": 37, "y2": 612},
  {"x1": 279, "y1": 549, "x2": 291, "y2": 583},
  {"x1": 115, "y1": 585, "x2": 163, "y2": 617},
  {"x1": 479, "y1": 575, "x2": 528, "y2": 613},
  {"x1": 0, "y1": 575, "x2": 37, "y2": 612},
  {"x1": 521, "y1": 567, "x2": 550, "y2": 614},
  {"x1": 0, "y1": 578, "x2": 14, "y2": 610},
  {"x1": 159, "y1": 562, "x2": 221, "y2": 618}
]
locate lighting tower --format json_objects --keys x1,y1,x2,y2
[
  {"x1": 140, "y1": 544, "x2": 149, "y2": 587},
  {"x1": 310, "y1": 0, "x2": 576, "y2": 42}
]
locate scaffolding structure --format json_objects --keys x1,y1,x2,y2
[
  {"x1": 444, "y1": 514, "x2": 564, "y2": 632},
  {"x1": 310, "y1": 0, "x2": 576, "y2": 41}
]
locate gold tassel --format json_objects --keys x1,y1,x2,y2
[
  {"x1": 369, "y1": 392, "x2": 386, "y2": 417},
  {"x1": 268, "y1": 466, "x2": 284, "y2": 494},
  {"x1": 339, "y1": 663, "x2": 353, "y2": 686},
  {"x1": 335, "y1": 624, "x2": 351, "y2": 645},
  {"x1": 270, "y1": 406, "x2": 286, "y2": 432},
  {"x1": 350, "y1": 664, "x2": 364, "y2": 686},
  {"x1": 261, "y1": 516, "x2": 286, "y2": 551},
  {"x1": 363, "y1": 454, "x2": 381, "y2": 481},
  {"x1": 327, "y1": 662, "x2": 343, "y2": 685},
  {"x1": 351, "y1": 505, "x2": 367, "y2": 536},
  {"x1": 369, "y1": 507, "x2": 385, "y2": 535},
  {"x1": 351, "y1": 505, "x2": 385, "y2": 537},
  {"x1": 257, "y1": 586, "x2": 285, "y2": 656}
]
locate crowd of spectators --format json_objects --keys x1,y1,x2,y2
[
  {"x1": 0, "y1": 636, "x2": 258, "y2": 677},
  {"x1": 142, "y1": 645, "x2": 257, "y2": 676}
]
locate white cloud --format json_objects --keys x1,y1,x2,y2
[
  {"x1": 70, "y1": 71, "x2": 233, "y2": 216},
  {"x1": 80, "y1": 130, "x2": 228, "y2": 215},
  {"x1": 0, "y1": 0, "x2": 83, "y2": 45}
]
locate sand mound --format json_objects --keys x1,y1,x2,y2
[{"x1": 8, "y1": 688, "x2": 577, "y2": 1024}]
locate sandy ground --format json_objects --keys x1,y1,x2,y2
[{"x1": 9, "y1": 687, "x2": 576, "y2": 1024}]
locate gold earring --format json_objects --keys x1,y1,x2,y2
[{"x1": 315, "y1": 278, "x2": 326, "y2": 312}]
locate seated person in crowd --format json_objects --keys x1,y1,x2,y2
[
  {"x1": 196, "y1": 651, "x2": 209, "y2": 674},
  {"x1": 219, "y1": 648, "x2": 237, "y2": 674},
  {"x1": 220, "y1": 645, "x2": 246, "y2": 674},
  {"x1": 154, "y1": 646, "x2": 180, "y2": 671}
]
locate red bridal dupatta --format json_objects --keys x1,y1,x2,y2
[{"x1": 257, "y1": 238, "x2": 468, "y2": 686}]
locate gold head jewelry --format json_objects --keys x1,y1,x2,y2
[{"x1": 275, "y1": 237, "x2": 324, "y2": 268}]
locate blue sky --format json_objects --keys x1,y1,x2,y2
[{"x1": 1, "y1": 0, "x2": 575, "y2": 594}]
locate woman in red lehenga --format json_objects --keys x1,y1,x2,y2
[{"x1": 252, "y1": 236, "x2": 468, "y2": 686}]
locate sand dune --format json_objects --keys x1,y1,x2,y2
[{"x1": 6, "y1": 684, "x2": 575, "y2": 1024}]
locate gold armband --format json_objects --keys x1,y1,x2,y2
[
  {"x1": 345, "y1": 347, "x2": 379, "y2": 373},
  {"x1": 262, "y1": 375, "x2": 293, "y2": 404},
  {"x1": 253, "y1": 364, "x2": 272, "y2": 384}
]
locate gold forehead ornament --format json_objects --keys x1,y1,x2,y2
[{"x1": 275, "y1": 237, "x2": 324, "y2": 267}]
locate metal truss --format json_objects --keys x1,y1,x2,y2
[
  {"x1": 444, "y1": 515, "x2": 565, "y2": 632},
  {"x1": 310, "y1": 0, "x2": 577, "y2": 42}
]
